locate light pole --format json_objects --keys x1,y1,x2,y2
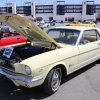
[
  {"x1": 73, "y1": 0, "x2": 74, "y2": 4},
  {"x1": 33, "y1": 0, "x2": 39, "y2": 5},
  {"x1": 51, "y1": 0, "x2": 52, "y2": 4},
  {"x1": 6, "y1": 0, "x2": 8, "y2": 13}
]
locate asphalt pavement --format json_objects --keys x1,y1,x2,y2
[{"x1": 0, "y1": 23, "x2": 100, "y2": 100}]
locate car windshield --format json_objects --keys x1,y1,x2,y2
[
  {"x1": 1, "y1": 27, "x2": 9, "y2": 30},
  {"x1": 83, "y1": 22, "x2": 90, "y2": 24},
  {"x1": 47, "y1": 29, "x2": 80, "y2": 45},
  {"x1": 1, "y1": 27, "x2": 10, "y2": 33}
]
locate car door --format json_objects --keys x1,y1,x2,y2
[
  {"x1": 0, "y1": 35, "x2": 25, "y2": 46},
  {"x1": 77, "y1": 29, "x2": 100, "y2": 69}
]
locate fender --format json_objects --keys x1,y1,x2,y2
[{"x1": 43, "y1": 62, "x2": 68, "y2": 82}]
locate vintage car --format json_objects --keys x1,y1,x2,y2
[
  {"x1": 66, "y1": 21, "x2": 82, "y2": 26},
  {"x1": 0, "y1": 14, "x2": 100, "y2": 94},
  {"x1": 81, "y1": 21, "x2": 96, "y2": 27},
  {"x1": 0, "y1": 26, "x2": 10, "y2": 33},
  {"x1": 0, "y1": 26, "x2": 27, "y2": 47}
]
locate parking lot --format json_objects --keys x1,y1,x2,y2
[{"x1": 0, "y1": 23, "x2": 100, "y2": 100}]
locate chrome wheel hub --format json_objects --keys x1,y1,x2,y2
[{"x1": 51, "y1": 69, "x2": 61, "y2": 91}]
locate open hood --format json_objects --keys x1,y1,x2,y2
[{"x1": 0, "y1": 13, "x2": 61, "y2": 48}]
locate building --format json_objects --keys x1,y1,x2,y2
[{"x1": 0, "y1": 0, "x2": 100, "y2": 22}]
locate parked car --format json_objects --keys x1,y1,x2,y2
[
  {"x1": 0, "y1": 26, "x2": 10, "y2": 33},
  {"x1": 93, "y1": 20, "x2": 98, "y2": 24},
  {"x1": 51, "y1": 20, "x2": 56, "y2": 23},
  {"x1": 81, "y1": 21, "x2": 96, "y2": 27},
  {"x1": 66, "y1": 21, "x2": 82, "y2": 26},
  {"x1": 34, "y1": 22, "x2": 44, "y2": 30},
  {"x1": 0, "y1": 26, "x2": 27, "y2": 47},
  {"x1": 50, "y1": 20, "x2": 55, "y2": 26},
  {"x1": 0, "y1": 14, "x2": 100, "y2": 95},
  {"x1": 39, "y1": 22, "x2": 50, "y2": 28},
  {"x1": 39, "y1": 23, "x2": 44, "y2": 30},
  {"x1": 43, "y1": 22, "x2": 50, "y2": 28},
  {"x1": 65, "y1": 22, "x2": 71, "y2": 26}
]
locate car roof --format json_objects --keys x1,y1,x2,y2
[{"x1": 49, "y1": 26, "x2": 98, "y2": 31}]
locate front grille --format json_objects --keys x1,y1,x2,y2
[
  {"x1": 0, "y1": 56, "x2": 15, "y2": 71},
  {"x1": 0, "y1": 65, "x2": 15, "y2": 72}
]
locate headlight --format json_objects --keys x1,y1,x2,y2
[{"x1": 25, "y1": 65, "x2": 32, "y2": 75}]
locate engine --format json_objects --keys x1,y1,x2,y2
[{"x1": 0, "y1": 45, "x2": 51, "y2": 71}]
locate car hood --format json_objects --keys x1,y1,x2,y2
[{"x1": 0, "y1": 13, "x2": 61, "y2": 48}]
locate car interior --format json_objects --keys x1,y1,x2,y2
[
  {"x1": 59, "y1": 31, "x2": 78, "y2": 45},
  {"x1": 80, "y1": 31, "x2": 98, "y2": 45},
  {"x1": 83, "y1": 35, "x2": 96, "y2": 42}
]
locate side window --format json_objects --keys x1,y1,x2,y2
[
  {"x1": 95, "y1": 30, "x2": 100, "y2": 40},
  {"x1": 79, "y1": 30, "x2": 100, "y2": 45}
]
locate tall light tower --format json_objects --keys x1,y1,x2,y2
[{"x1": 6, "y1": 0, "x2": 8, "y2": 12}]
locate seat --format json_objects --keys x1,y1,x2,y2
[
  {"x1": 80, "y1": 36, "x2": 90, "y2": 45},
  {"x1": 62, "y1": 32, "x2": 77, "y2": 45}
]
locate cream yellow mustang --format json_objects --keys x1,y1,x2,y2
[{"x1": 0, "y1": 14, "x2": 100, "y2": 94}]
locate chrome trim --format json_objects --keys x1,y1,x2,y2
[{"x1": 0, "y1": 68, "x2": 43, "y2": 83}]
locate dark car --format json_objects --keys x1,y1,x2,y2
[
  {"x1": 50, "y1": 20, "x2": 55, "y2": 26},
  {"x1": 0, "y1": 26, "x2": 10, "y2": 33}
]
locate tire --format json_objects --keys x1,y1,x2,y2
[
  {"x1": 53, "y1": 24, "x2": 55, "y2": 26},
  {"x1": 43, "y1": 68, "x2": 62, "y2": 94}
]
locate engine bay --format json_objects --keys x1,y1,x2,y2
[{"x1": 0, "y1": 42, "x2": 57, "y2": 71}]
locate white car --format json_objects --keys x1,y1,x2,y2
[
  {"x1": 0, "y1": 14, "x2": 100, "y2": 95},
  {"x1": 43, "y1": 22, "x2": 50, "y2": 28}
]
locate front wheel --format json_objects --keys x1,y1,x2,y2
[{"x1": 43, "y1": 68, "x2": 62, "y2": 94}]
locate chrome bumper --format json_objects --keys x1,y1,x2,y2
[{"x1": 0, "y1": 68, "x2": 43, "y2": 83}]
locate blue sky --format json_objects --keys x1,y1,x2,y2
[{"x1": 0, "y1": 0, "x2": 100, "y2": 6}]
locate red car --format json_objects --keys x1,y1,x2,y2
[{"x1": 0, "y1": 26, "x2": 27, "y2": 47}]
